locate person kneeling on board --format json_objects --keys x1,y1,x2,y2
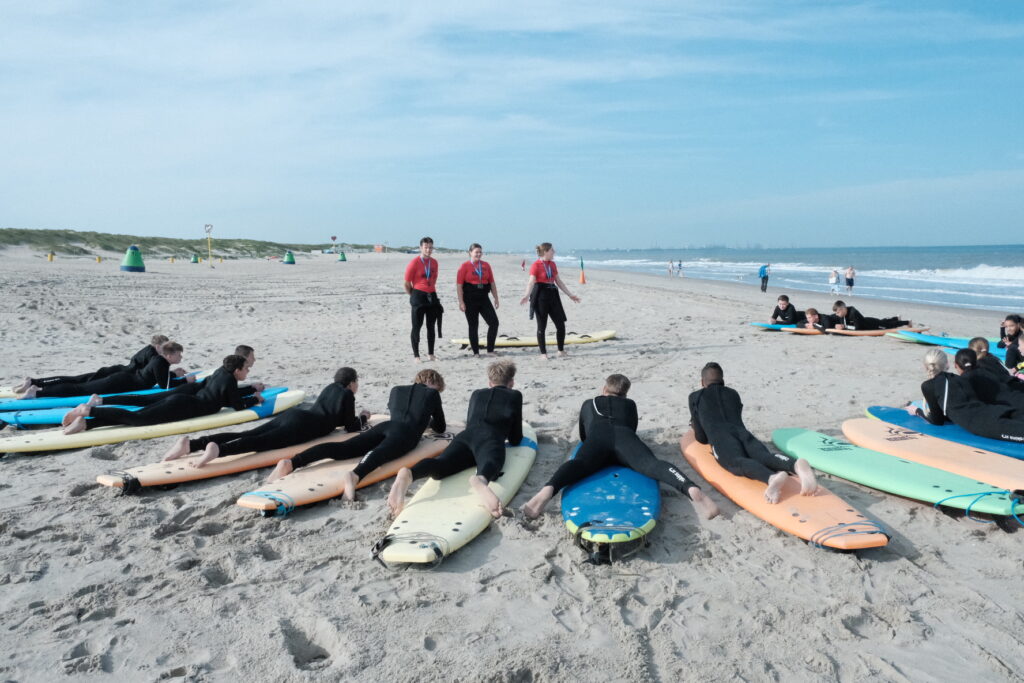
[
  {"x1": 688, "y1": 362, "x2": 818, "y2": 503},
  {"x1": 265, "y1": 369, "x2": 447, "y2": 493},
  {"x1": 907, "y1": 349, "x2": 1024, "y2": 443},
  {"x1": 20, "y1": 341, "x2": 192, "y2": 399},
  {"x1": 521, "y1": 374, "x2": 719, "y2": 520},
  {"x1": 15, "y1": 334, "x2": 169, "y2": 393},
  {"x1": 388, "y1": 360, "x2": 521, "y2": 518},
  {"x1": 162, "y1": 366, "x2": 369, "y2": 469},
  {"x1": 768, "y1": 295, "x2": 804, "y2": 326},
  {"x1": 62, "y1": 355, "x2": 261, "y2": 434},
  {"x1": 831, "y1": 301, "x2": 910, "y2": 331}
]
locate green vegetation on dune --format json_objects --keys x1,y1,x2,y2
[{"x1": 0, "y1": 228, "x2": 446, "y2": 257}]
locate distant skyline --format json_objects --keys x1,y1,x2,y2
[{"x1": 2, "y1": 2, "x2": 1022, "y2": 250}]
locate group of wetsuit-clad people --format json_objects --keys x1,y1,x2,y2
[
  {"x1": 405, "y1": 237, "x2": 581, "y2": 362},
  {"x1": 768, "y1": 295, "x2": 912, "y2": 331},
  {"x1": 906, "y1": 314, "x2": 1024, "y2": 443}
]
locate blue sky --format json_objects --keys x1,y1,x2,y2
[{"x1": 1, "y1": 1, "x2": 1022, "y2": 250}]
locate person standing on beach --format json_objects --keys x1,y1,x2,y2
[
  {"x1": 758, "y1": 264, "x2": 770, "y2": 292},
  {"x1": 828, "y1": 269, "x2": 840, "y2": 295},
  {"x1": 404, "y1": 237, "x2": 443, "y2": 363},
  {"x1": 520, "y1": 242, "x2": 580, "y2": 360},
  {"x1": 388, "y1": 360, "x2": 522, "y2": 518},
  {"x1": 689, "y1": 362, "x2": 818, "y2": 503},
  {"x1": 521, "y1": 373, "x2": 719, "y2": 520},
  {"x1": 844, "y1": 266, "x2": 856, "y2": 294},
  {"x1": 456, "y1": 243, "x2": 500, "y2": 357}
]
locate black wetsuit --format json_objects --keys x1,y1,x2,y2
[
  {"x1": 1005, "y1": 342, "x2": 1024, "y2": 371},
  {"x1": 288, "y1": 383, "x2": 446, "y2": 475},
  {"x1": 37, "y1": 355, "x2": 184, "y2": 398},
  {"x1": 978, "y1": 352, "x2": 1010, "y2": 378},
  {"x1": 966, "y1": 367, "x2": 1024, "y2": 412},
  {"x1": 807, "y1": 314, "x2": 840, "y2": 332},
  {"x1": 410, "y1": 385, "x2": 522, "y2": 483},
  {"x1": 916, "y1": 372, "x2": 1024, "y2": 443},
  {"x1": 544, "y1": 396, "x2": 698, "y2": 498},
  {"x1": 688, "y1": 382, "x2": 796, "y2": 483},
  {"x1": 770, "y1": 305, "x2": 804, "y2": 325},
  {"x1": 84, "y1": 367, "x2": 258, "y2": 429},
  {"x1": 29, "y1": 344, "x2": 158, "y2": 388},
  {"x1": 188, "y1": 383, "x2": 366, "y2": 458},
  {"x1": 463, "y1": 286, "x2": 499, "y2": 355},
  {"x1": 834, "y1": 306, "x2": 908, "y2": 331},
  {"x1": 530, "y1": 284, "x2": 566, "y2": 354},
  {"x1": 410, "y1": 291, "x2": 444, "y2": 358}
]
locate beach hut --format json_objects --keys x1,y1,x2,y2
[{"x1": 119, "y1": 245, "x2": 145, "y2": 272}]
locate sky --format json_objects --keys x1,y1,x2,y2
[{"x1": 1, "y1": 1, "x2": 1022, "y2": 250}]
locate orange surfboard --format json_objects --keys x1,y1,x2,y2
[
  {"x1": 842, "y1": 418, "x2": 1024, "y2": 491},
  {"x1": 679, "y1": 432, "x2": 889, "y2": 550},
  {"x1": 826, "y1": 326, "x2": 929, "y2": 337}
]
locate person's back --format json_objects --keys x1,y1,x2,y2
[
  {"x1": 308, "y1": 381, "x2": 363, "y2": 431},
  {"x1": 579, "y1": 394, "x2": 639, "y2": 441},
  {"x1": 195, "y1": 365, "x2": 256, "y2": 411},
  {"x1": 466, "y1": 385, "x2": 523, "y2": 443},
  {"x1": 689, "y1": 382, "x2": 746, "y2": 444},
  {"x1": 388, "y1": 382, "x2": 445, "y2": 433}
]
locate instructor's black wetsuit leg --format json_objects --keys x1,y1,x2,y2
[
  {"x1": 410, "y1": 306, "x2": 427, "y2": 358},
  {"x1": 535, "y1": 308, "x2": 550, "y2": 355},
  {"x1": 465, "y1": 304, "x2": 482, "y2": 355}
]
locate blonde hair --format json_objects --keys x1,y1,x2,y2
[
  {"x1": 535, "y1": 242, "x2": 553, "y2": 257},
  {"x1": 414, "y1": 369, "x2": 445, "y2": 392},
  {"x1": 923, "y1": 348, "x2": 947, "y2": 377},
  {"x1": 968, "y1": 337, "x2": 989, "y2": 356},
  {"x1": 487, "y1": 360, "x2": 516, "y2": 386}
]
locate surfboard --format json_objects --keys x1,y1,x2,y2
[
  {"x1": 1, "y1": 404, "x2": 142, "y2": 427},
  {"x1": 825, "y1": 326, "x2": 929, "y2": 337},
  {"x1": 842, "y1": 418, "x2": 1024, "y2": 491},
  {"x1": 0, "y1": 388, "x2": 303, "y2": 453},
  {"x1": 748, "y1": 323, "x2": 797, "y2": 330},
  {"x1": 450, "y1": 330, "x2": 615, "y2": 348},
  {"x1": 560, "y1": 442, "x2": 661, "y2": 545},
  {"x1": 782, "y1": 328, "x2": 824, "y2": 335},
  {"x1": 0, "y1": 370, "x2": 215, "y2": 411},
  {"x1": 679, "y1": 432, "x2": 889, "y2": 550},
  {"x1": 236, "y1": 422, "x2": 465, "y2": 515},
  {"x1": 772, "y1": 428, "x2": 1022, "y2": 517},
  {"x1": 95, "y1": 415, "x2": 393, "y2": 492},
  {"x1": 373, "y1": 423, "x2": 538, "y2": 564},
  {"x1": 890, "y1": 332, "x2": 1007, "y2": 360},
  {"x1": 866, "y1": 406, "x2": 1024, "y2": 461}
]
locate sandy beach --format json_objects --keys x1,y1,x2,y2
[{"x1": 1, "y1": 249, "x2": 1020, "y2": 682}]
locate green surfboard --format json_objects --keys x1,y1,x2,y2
[{"x1": 772, "y1": 429, "x2": 1022, "y2": 517}]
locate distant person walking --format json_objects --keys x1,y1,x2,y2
[
  {"x1": 844, "y1": 266, "x2": 856, "y2": 294},
  {"x1": 828, "y1": 269, "x2": 840, "y2": 295},
  {"x1": 758, "y1": 264, "x2": 771, "y2": 293}
]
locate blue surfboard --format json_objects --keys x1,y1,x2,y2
[
  {"x1": 892, "y1": 332, "x2": 1006, "y2": 360},
  {"x1": 560, "y1": 443, "x2": 661, "y2": 544},
  {"x1": 749, "y1": 323, "x2": 797, "y2": 330},
  {"x1": 0, "y1": 372, "x2": 210, "y2": 412},
  {"x1": 867, "y1": 405, "x2": 1024, "y2": 461}
]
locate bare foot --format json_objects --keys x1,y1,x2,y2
[
  {"x1": 387, "y1": 468, "x2": 413, "y2": 517},
  {"x1": 15, "y1": 378, "x2": 31, "y2": 393},
  {"x1": 162, "y1": 435, "x2": 191, "y2": 462},
  {"x1": 539, "y1": 353, "x2": 549, "y2": 361},
  {"x1": 794, "y1": 459, "x2": 818, "y2": 496},
  {"x1": 340, "y1": 470, "x2": 359, "y2": 501},
  {"x1": 522, "y1": 486, "x2": 554, "y2": 519},
  {"x1": 413, "y1": 356, "x2": 422, "y2": 363},
  {"x1": 190, "y1": 442, "x2": 220, "y2": 469},
  {"x1": 487, "y1": 351, "x2": 499, "y2": 357},
  {"x1": 86, "y1": 393, "x2": 103, "y2": 407},
  {"x1": 428, "y1": 354, "x2": 437, "y2": 362},
  {"x1": 265, "y1": 458, "x2": 293, "y2": 483},
  {"x1": 61, "y1": 404, "x2": 91, "y2": 427},
  {"x1": 765, "y1": 471, "x2": 788, "y2": 504},
  {"x1": 63, "y1": 416, "x2": 87, "y2": 435},
  {"x1": 469, "y1": 475, "x2": 503, "y2": 518},
  {"x1": 688, "y1": 486, "x2": 720, "y2": 520},
  {"x1": 20, "y1": 385, "x2": 39, "y2": 399},
  {"x1": 558, "y1": 350, "x2": 568, "y2": 358}
]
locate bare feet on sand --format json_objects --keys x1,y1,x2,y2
[
  {"x1": 689, "y1": 486, "x2": 720, "y2": 519},
  {"x1": 794, "y1": 459, "x2": 819, "y2": 496},
  {"x1": 340, "y1": 471, "x2": 359, "y2": 501},
  {"x1": 522, "y1": 485, "x2": 555, "y2": 519},
  {"x1": 469, "y1": 475, "x2": 503, "y2": 518},
  {"x1": 387, "y1": 468, "x2": 413, "y2": 516},
  {"x1": 189, "y1": 442, "x2": 220, "y2": 469},
  {"x1": 265, "y1": 458, "x2": 294, "y2": 483},
  {"x1": 63, "y1": 416, "x2": 87, "y2": 435},
  {"x1": 162, "y1": 436, "x2": 190, "y2": 462},
  {"x1": 765, "y1": 471, "x2": 788, "y2": 504}
]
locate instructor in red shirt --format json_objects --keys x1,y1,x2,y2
[
  {"x1": 404, "y1": 236, "x2": 443, "y2": 362},
  {"x1": 456, "y1": 243, "x2": 500, "y2": 356}
]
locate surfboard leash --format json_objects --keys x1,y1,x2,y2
[
  {"x1": 370, "y1": 533, "x2": 450, "y2": 569},
  {"x1": 242, "y1": 491, "x2": 296, "y2": 517},
  {"x1": 932, "y1": 489, "x2": 1020, "y2": 525}
]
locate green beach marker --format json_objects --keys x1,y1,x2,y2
[
  {"x1": 190, "y1": 254, "x2": 199, "y2": 264},
  {"x1": 119, "y1": 245, "x2": 145, "y2": 272},
  {"x1": 283, "y1": 250, "x2": 296, "y2": 265},
  {"x1": 337, "y1": 251, "x2": 347, "y2": 262}
]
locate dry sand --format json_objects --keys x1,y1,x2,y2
[{"x1": 0, "y1": 249, "x2": 1021, "y2": 682}]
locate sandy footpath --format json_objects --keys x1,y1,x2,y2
[{"x1": 0, "y1": 248, "x2": 1020, "y2": 682}]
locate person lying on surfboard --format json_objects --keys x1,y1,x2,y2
[
  {"x1": 521, "y1": 373, "x2": 719, "y2": 520},
  {"x1": 62, "y1": 354, "x2": 261, "y2": 435},
  {"x1": 265, "y1": 369, "x2": 446, "y2": 491},
  {"x1": 768, "y1": 295, "x2": 804, "y2": 325},
  {"x1": 688, "y1": 362, "x2": 818, "y2": 504},
  {"x1": 830, "y1": 301, "x2": 910, "y2": 331},
  {"x1": 14, "y1": 334, "x2": 170, "y2": 393},
  {"x1": 388, "y1": 360, "x2": 521, "y2": 518},
  {"x1": 801, "y1": 308, "x2": 838, "y2": 332},
  {"x1": 161, "y1": 365, "x2": 370, "y2": 469},
  {"x1": 958, "y1": 349, "x2": 1024, "y2": 412}
]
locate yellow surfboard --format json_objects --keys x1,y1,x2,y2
[{"x1": 450, "y1": 330, "x2": 615, "y2": 348}]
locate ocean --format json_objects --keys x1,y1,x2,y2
[{"x1": 554, "y1": 245, "x2": 1024, "y2": 313}]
